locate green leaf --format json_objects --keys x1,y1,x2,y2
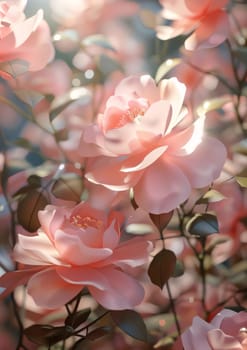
[
  {"x1": 154, "y1": 336, "x2": 175, "y2": 348},
  {"x1": 196, "y1": 189, "x2": 225, "y2": 205},
  {"x1": 172, "y1": 260, "x2": 184, "y2": 278},
  {"x1": 186, "y1": 213, "x2": 219, "y2": 237},
  {"x1": 51, "y1": 173, "x2": 84, "y2": 202},
  {"x1": 49, "y1": 87, "x2": 91, "y2": 122},
  {"x1": 148, "y1": 249, "x2": 176, "y2": 289},
  {"x1": 14, "y1": 138, "x2": 33, "y2": 150},
  {"x1": 111, "y1": 310, "x2": 148, "y2": 342},
  {"x1": 97, "y1": 54, "x2": 123, "y2": 77},
  {"x1": 17, "y1": 189, "x2": 49, "y2": 232},
  {"x1": 82, "y1": 34, "x2": 117, "y2": 52},
  {"x1": 236, "y1": 168, "x2": 247, "y2": 188},
  {"x1": 155, "y1": 58, "x2": 181, "y2": 83},
  {"x1": 232, "y1": 139, "x2": 247, "y2": 156},
  {"x1": 197, "y1": 96, "x2": 231, "y2": 116},
  {"x1": 0, "y1": 59, "x2": 29, "y2": 79}
]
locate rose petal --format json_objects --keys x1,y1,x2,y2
[
  {"x1": 27, "y1": 268, "x2": 82, "y2": 309},
  {"x1": 185, "y1": 10, "x2": 229, "y2": 50},
  {"x1": 88, "y1": 267, "x2": 145, "y2": 310},
  {"x1": 54, "y1": 229, "x2": 112, "y2": 265},
  {"x1": 134, "y1": 158, "x2": 191, "y2": 213},
  {"x1": 207, "y1": 329, "x2": 242, "y2": 350},
  {"x1": 173, "y1": 136, "x2": 226, "y2": 188}
]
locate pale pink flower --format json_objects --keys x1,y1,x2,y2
[
  {"x1": 0, "y1": 202, "x2": 152, "y2": 310},
  {"x1": 182, "y1": 309, "x2": 247, "y2": 350},
  {"x1": 0, "y1": 0, "x2": 54, "y2": 78},
  {"x1": 80, "y1": 75, "x2": 226, "y2": 214},
  {"x1": 157, "y1": 0, "x2": 230, "y2": 50}
]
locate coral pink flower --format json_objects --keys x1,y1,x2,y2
[
  {"x1": 157, "y1": 0, "x2": 230, "y2": 50},
  {"x1": 0, "y1": 202, "x2": 152, "y2": 310},
  {"x1": 80, "y1": 75, "x2": 226, "y2": 214},
  {"x1": 0, "y1": 0, "x2": 54, "y2": 78},
  {"x1": 182, "y1": 309, "x2": 247, "y2": 350}
]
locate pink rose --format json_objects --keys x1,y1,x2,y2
[
  {"x1": 182, "y1": 309, "x2": 247, "y2": 350},
  {"x1": 157, "y1": 0, "x2": 230, "y2": 50},
  {"x1": 0, "y1": 0, "x2": 54, "y2": 78},
  {"x1": 0, "y1": 202, "x2": 152, "y2": 310},
  {"x1": 80, "y1": 75, "x2": 226, "y2": 214}
]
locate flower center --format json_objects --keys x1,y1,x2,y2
[{"x1": 70, "y1": 214, "x2": 103, "y2": 229}]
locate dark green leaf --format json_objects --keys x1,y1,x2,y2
[
  {"x1": 51, "y1": 173, "x2": 84, "y2": 202},
  {"x1": 17, "y1": 189, "x2": 49, "y2": 232},
  {"x1": 65, "y1": 308, "x2": 91, "y2": 329},
  {"x1": 148, "y1": 249, "x2": 176, "y2": 289},
  {"x1": 111, "y1": 310, "x2": 148, "y2": 342},
  {"x1": 172, "y1": 260, "x2": 184, "y2": 278},
  {"x1": 27, "y1": 174, "x2": 42, "y2": 187},
  {"x1": 187, "y1": 213, "x2": 219, "y2": 237}
]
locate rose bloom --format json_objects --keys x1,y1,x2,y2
[
  {"x1": 182, "y1": 309, "x2": 247, "y2": 350},
  {"x1": 157, "y1": 0, "x2": 229, "y2": 50},
  {"x1": 80, "y1": 75, "x2": 226, "y2": 214},
  {"x1": 0, "y1": 202, "x2": 152, "y2": 310},
  {"x1": 0, "y1": 0, "x2": 54, "y2": 78}
]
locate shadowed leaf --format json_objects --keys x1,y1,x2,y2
[
  {"x1": 49, "y1": 87, "x2": 91, "y2": 122},
  {"x1": 17, "y1": 189, "x2": 49, "y2": 232},
  {"x1": 65, "y1": 308, "x2": 91, "y2": 329},
  {"x1": 187, "y1": 213, "x2": 219, "y2": 237},
  {"x1": 196, "y1": 189, "x2": 225, "y2": 205},
  {"x1": 24, "y1": 325, "x2": 68, "y2": 346},
  {"x1": 51, "y1": 173, "x2": 83, "y2": 202},
  {"x1": 111, "y1": 310, "x2": 148, "y2": 342},
  {"x1": 87, "y1": 326, "x2": 111, "y2": 340},
  {"x1": 236, "y1": 168, "x2": 247, "y2": 188},
  {"x1": 155, "y1": 58, "x2": 181, "y2": 83},
  {"x1": 148, "y1": 249, "x2": 176, "y2": 289}
]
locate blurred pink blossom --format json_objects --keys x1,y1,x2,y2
[
  {"x1": 182, "y1": 309, "x2": 247, "y2": 350},
  {"x1": 0, "y1": 0, "x2": 54, "y2": 78},
  {"x1": 157, "y1": 0, "x2": 230, "y2": 50}
]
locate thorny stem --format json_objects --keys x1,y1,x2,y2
[{"x1": 76, "y1": 311, "x2": 109, "y2": 335}]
